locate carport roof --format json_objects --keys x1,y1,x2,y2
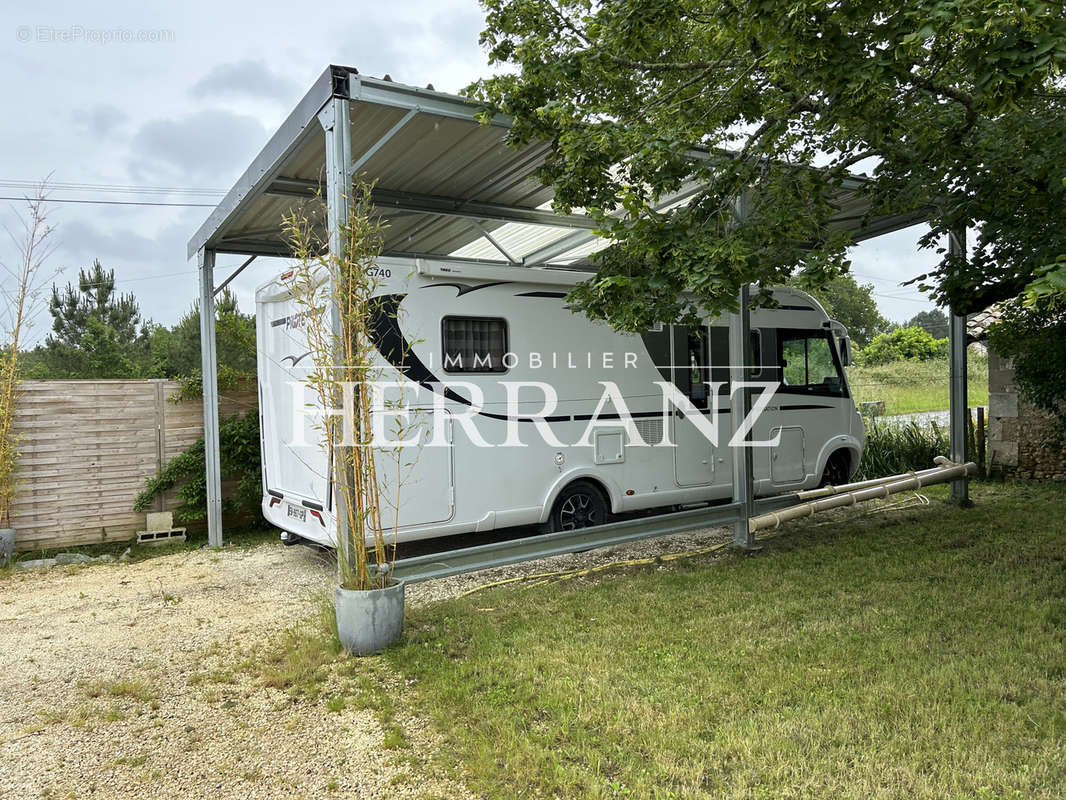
[{"x1": 187, "y1": 64, "x2": 930, "y2": 265}]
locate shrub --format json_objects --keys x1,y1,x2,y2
[
  {"x1": 134, "y1": 410, "x2": 263, "y2": 524},
  {"x1": 857, "y1": 419, "x2": 949, "y2": 480},
  {"x1": 858, "y1": 326, "x2": 946, "y2": 366},
  {"x1": 987, "y1": 296, "x2": 1066, "y2": 441}
]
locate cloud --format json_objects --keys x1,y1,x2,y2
[
  {"x1": 189, "y1": 59, "x2": 302, "y2": 104},
  {"x1": 55, "y1": 217, "x2": 190, "y2": 266},
  {"x1": 72, "y1": 104, "x2": 128, "y2": 139},
  {"x1": 334, "y1": 2, "x2": 485, "y2": 92},
  {"x1": 126, "y1": 109, "x2": 268, "y2": 185}
]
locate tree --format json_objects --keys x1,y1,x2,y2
[
  {"x1": 48, "y1": 260, "x2": 140, "y2": 347},
  {"x1": 37, "y1": 260, "x2": 145, "y2": 378},
  {"x1": 152, "y1": 288, "x2": 257, "y2": 396},
  {"x1": 1, "y1": 181, "x2": 59, "y2": 528},
  {"x1": 859, "y1": 326, "x2": 945, "y2": 366},
  {"x1": 471, "y1": 1, "x2": 1066, "y2": 330},
  {"x1": 803, "y1": 274, "x2": 888, "y2": 347},
  {"x1": 903, "y1": 309, "x2": 949, "y2": 338},
  {"x1": 988, "y1": 295, "x2": 1066, "y2": 439}
]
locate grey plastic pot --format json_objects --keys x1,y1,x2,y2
[
  {"x1": 334, "y1": 580, "x2": 405, "y2": 655},
  {"x1": 0, "y1": 528, "x2": 13, "y2": 566}
]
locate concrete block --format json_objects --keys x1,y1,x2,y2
[
  {"x1": 17, "y1": 558, "x2": 57, "y2": 570},
  {"x1": 991, "y1": 441, "x2": 1019, "y2": 467},
  {"x1": 54, "y1": 552, "x2": 93, "y2": 565},
  {"x1": 145, "y1": 512, "x2": 175, "y2": 532},
  {"x1": 989, "y1": 392, "x2": 1018, "y2": 419}
]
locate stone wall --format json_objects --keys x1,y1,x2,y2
[{"x1": 987, "y1": 350, "x2": 1066, "y2": 480}]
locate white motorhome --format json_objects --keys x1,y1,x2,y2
[{"x1": 255, "y1": 256, "x2": 865, "y2": 548}]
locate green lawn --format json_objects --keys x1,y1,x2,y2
[
  {"x1": 387, "y1": 483, "x2": 1066, "y2": 799},
  {"x1": 847, "y1": 353, "x2": 989, "y2": 415}
]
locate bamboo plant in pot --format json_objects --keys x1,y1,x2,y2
[
  {"x1": 0, "y1": 347, "x2": 17, "y2": 566},
  {"x1": 284, "y1": 182, "x2": 412, "y2": 654},
  {"x1": 1, "y1": 182, "x2": 58, "y2": 565}
]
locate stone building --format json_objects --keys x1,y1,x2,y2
[{"x1": 971, "y1": 308, "x2": 1066, "y2": 480}]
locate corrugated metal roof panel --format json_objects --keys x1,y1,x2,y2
[{"x1": 190, "y1": 65, "x2": 930, "y2": 266}]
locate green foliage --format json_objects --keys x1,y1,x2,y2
[
  {"x1": 1, "y1": 183, "x2": 57, "y2": 527},
  {"x1": 33, "y1": 261, "x2": 145, "y2": 378},
  {"x1": 134, "y1": 411, "x2": 263, "y2": 524},
  {"x1": 156, "y1": 290, "x2": 258, "y2": 399},
  {"x1": 23, "y1": 277, "x2": 257, "y2": 388},
  {"x1": 0, "y1": 349, "x2": 17, "y2": 528},
  {"x1": 987, "y1": 296, "x2": 1066, "y2": 438},
  {"x1": 856, "y1": 419, "x2": 949, "y2": 480},
  {"x1": 284, "y1": 180, "x2": 396, "y2": 591},
  {"x1": 802, "y1": 274, "x2": 889, "y2": 347},
  {"x1": 471, "y1": 0, "x2": 1066, "y2": 329},
  {"x1": 150, "y1": 289, "x2": 257, "y2": 385},
  {"x1": 48, "y1": 260, "x2": 140, "y2": 347},
  {"x1": 858, "y1": 325, "x2": 945, "y2": 365},
  {"x1": 903, "y1": 309, "x2": 950, "y2": 338}
]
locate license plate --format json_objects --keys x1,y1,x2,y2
[{"x1": 286, "y1": 503, "x2": 306, "y2": 522}]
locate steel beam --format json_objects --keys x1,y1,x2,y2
[
  {"x1": 948, "y1": 232, "x2": 970, "y2": 505},
  {"x1": 467, "y1": 219, "x2": 519, "y2": 264},
  {"x1": 521, "y1": 182, "x2": 707, "y2": 266},
  {"x1": 198, "y1": 248, "x2": 223, "y2": 548},
  {"x1": 263, "y1": 177, "x2": 596, "y2": 229},
  {"x1": 214, "y1": 239, "x2": 294, "y2": 258},
  {"x1": 350, "y1": 73, "x2": 511, "y2": 128},
  {"x1": 213, "y1": 254, "x2": 256, "y2": 297},
  {"x1": 320, "y1": 95, "x2": 356, "y2": 565},
  {"x1": 350, "y1": 108, "x2": 417, "y2": 175},
  {"x1": 391, "y1": 494, "x2": 801, "y2": 584}
]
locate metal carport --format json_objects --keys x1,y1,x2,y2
[{"x1": 187, "y1": 64, "x2": 970, "y2": 551}]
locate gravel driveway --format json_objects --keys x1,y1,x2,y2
[
  {"x1": 0, "y1": 517, "x2": 756, "y2": 799},
  {"x1": 0, "y1": 543, "x2": 472, "y2": 800}
]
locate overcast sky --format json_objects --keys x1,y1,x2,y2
[{"x1": 0, "y1": 0, "x2": 940, "y2": 345}]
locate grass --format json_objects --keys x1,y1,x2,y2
[
  {"x1": 240, "y1": 590, "x2": 412, "y2": 754},
  {"x1": 856, "y1": 419, "x2": 951, "y2": 480},
  {"x1": 384, "y1": 482, "x2": 1066, "y2": 800},
  {"x1": 251, "y1": 597, "x2": 343, "y2": 698},
  {"x1": 848, "y1": 352, "x2": 989, "y2": 416},
  {"x1": 82, "y1": 678, "x2": 156, "y2": 703}
]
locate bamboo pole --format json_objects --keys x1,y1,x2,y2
[
  {"x1": 790, "y1": 464, "x2": 959, "y2": 502},
  {"x1": 750, "y1": 458, "x2": 977, "y2": 533}
]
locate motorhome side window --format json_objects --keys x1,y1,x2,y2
[
  {"x1": 442, "y1": 317, "x2": 508, "y2": 373},
  {"x1": 778, "y1": 330, "x2": 847, "y2": 397}
]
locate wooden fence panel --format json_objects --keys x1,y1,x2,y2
[{"x1": 8, "y1": 380, "x2": 258, "y2": 552}]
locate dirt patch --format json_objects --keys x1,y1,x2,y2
[
  {"x1": 0, "y1": 499, "x2": 906, "y2": 798},
  {"x1": 0, "y1": 543, "x2": 471, "y2": 799}
]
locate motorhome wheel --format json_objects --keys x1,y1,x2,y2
[{"x1": 550, "y1": 482, "x2": 607, "y2": 532}]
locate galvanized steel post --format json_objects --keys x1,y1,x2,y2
[
  {"x1": 198, "y1": 247, "x2": 224, "y2": 547},
  {"x1": 319, "y1": 94, "x2": 354, "y2": 557},
  {"x1": 730, "y1": 282, "x2": 756, "y2": 548},
  {"x1": 948, "y1": 229, "x2": 971, "y2": 506},
  {"x1": 729, "y1": 191, "x2": 756, "y2": 547}
]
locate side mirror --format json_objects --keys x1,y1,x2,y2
[{"x1": 838, "y1": 336, "x2": 853, "y2": 367}]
